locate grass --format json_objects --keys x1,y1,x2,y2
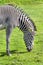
[{"x1": 0, "y1": 0, "x2": 43, "y2": 65}]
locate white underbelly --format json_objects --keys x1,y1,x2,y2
[{"x1": 0, "y1": 24, "x2": 5, "y2": 29}]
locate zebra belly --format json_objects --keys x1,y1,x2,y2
[{"x1": 0, "y1": 24, "x2": 6, "y2": 30}]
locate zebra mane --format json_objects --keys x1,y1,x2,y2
[
  {"x1": 8, "y1": 4, "x2": 24, "y2": 12},
  {"x1": 8, "y1": 4, "x2": 37, "y2": 31}
]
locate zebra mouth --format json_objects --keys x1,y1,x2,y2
[
  {"x1": 27, "y1": 47, "x2": 32, "y2": 52},
  {"x1": 26, "y1": 44, "x2": 34, "y2": 52}
]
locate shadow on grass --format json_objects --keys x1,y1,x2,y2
[{"x1": 0, "y1": 50, "x2": 28, "y2": 57}]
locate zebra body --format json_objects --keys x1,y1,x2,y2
[{"x1": 0, "y1": 4, "x2": 37, "y2": 55}]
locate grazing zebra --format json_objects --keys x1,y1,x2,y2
[{"x1": 0, "y1": 4, "x2": 37, "y2": 56}]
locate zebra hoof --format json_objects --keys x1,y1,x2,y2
[
  {"x1": 7, "y1": 53, "x2": 12, "y2": 56},
  {"x1": 26, "y1": 44, "x2": 33, "y2": 52},
  {"x1": 9, "y1": 54, "x2": 12, "y2": 56},
  {"x1": 6, "y1": 52, "x2": 12, "y2": 56}
]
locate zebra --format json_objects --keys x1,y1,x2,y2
[{"x1": 0, "y1": 4, "x2": 37, "y2": 56}]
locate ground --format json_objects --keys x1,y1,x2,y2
[{"x1": 0, "y1": 0, "x2": 43, "y2": 65}]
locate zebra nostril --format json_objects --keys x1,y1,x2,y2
[
  {"x1": 26, "y1": 45, "x2": 33, "y2": 52},
  {"x1": 27, "y1": 47, "x2": 32, "y2": 52}
]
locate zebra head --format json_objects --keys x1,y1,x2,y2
[
  {"x1": 24, "y1": 31, "x2": 34, "y2": 51},
  {"x1": 23, "y1": 18, "x2": 37, "y2": 51},
  {"x1": 18, "y1": 7, "x2": 37, "y2": 51}
]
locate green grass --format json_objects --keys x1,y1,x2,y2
[{"x1": 0, "y1": 0, "x2": 43, "y2": 65}]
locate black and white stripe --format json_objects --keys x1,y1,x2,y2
[
  {"x1": 18, "y1": 11, "x2": 37, "y2": 33},
  {"x1": 19, "y1": 14, "x2": 28, "y2": 32}
]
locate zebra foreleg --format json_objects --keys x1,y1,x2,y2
[{"x1": 6, "y1": 25, "x2": 13, "y2": 56}]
